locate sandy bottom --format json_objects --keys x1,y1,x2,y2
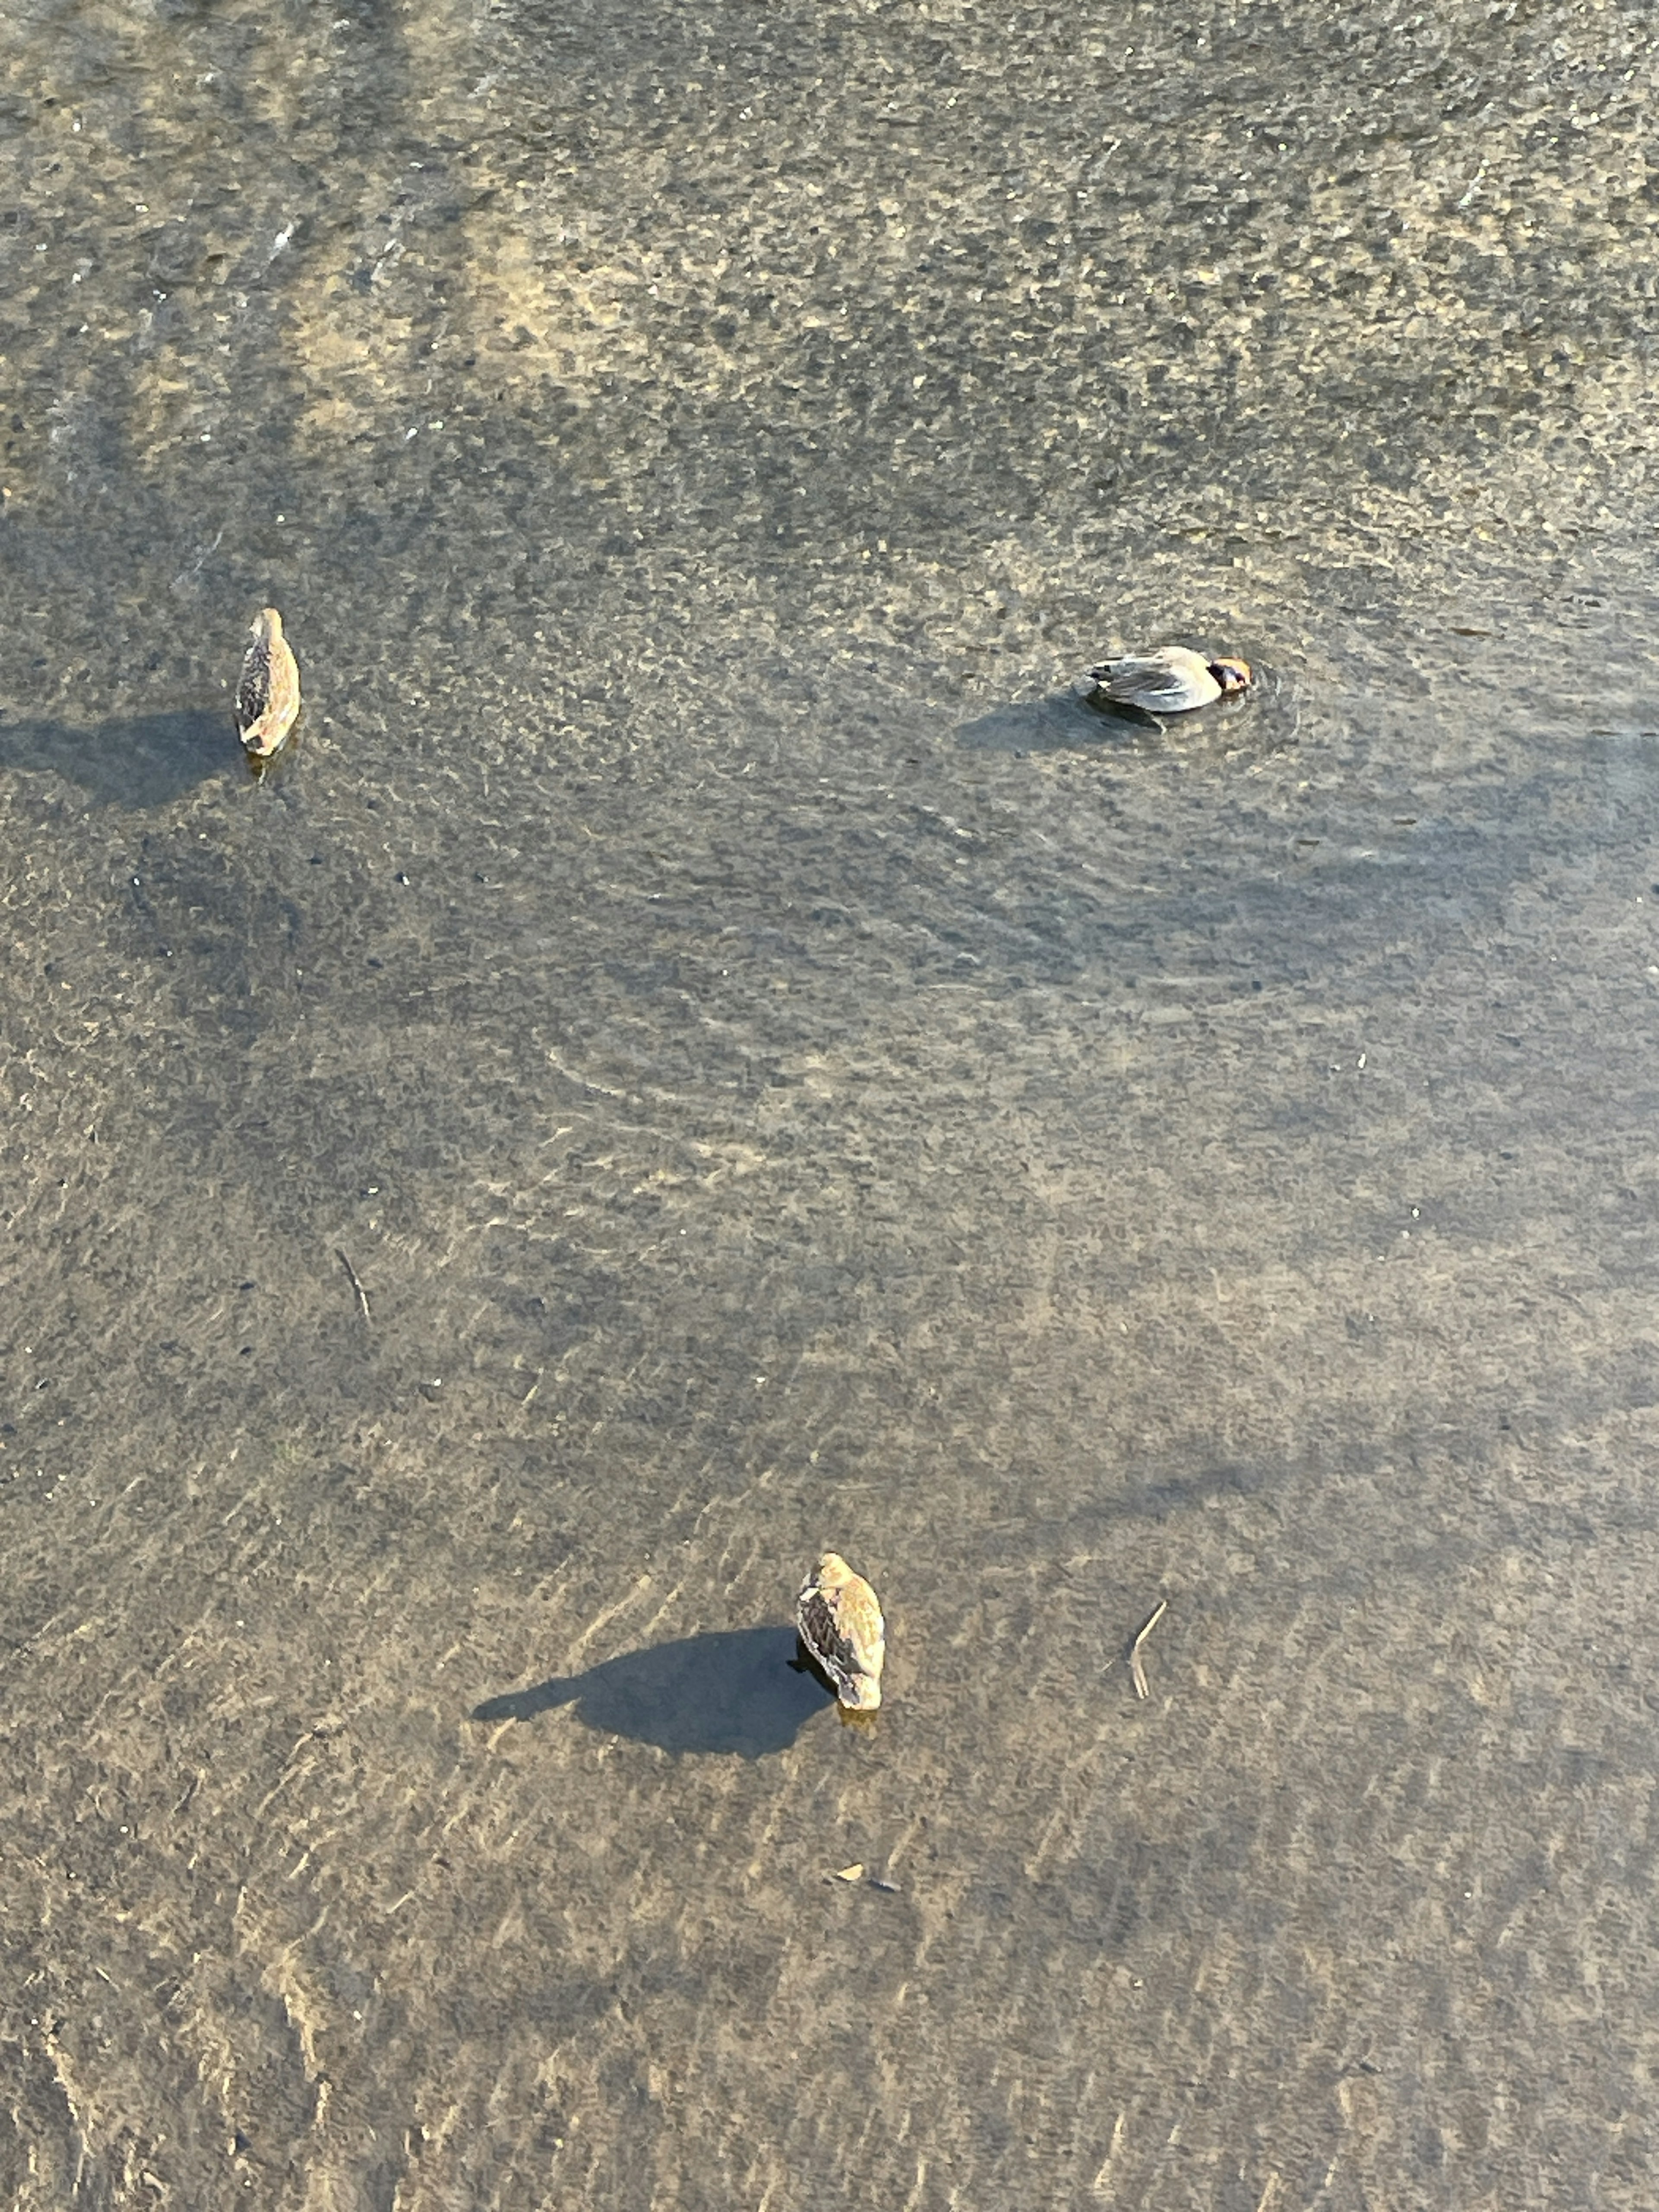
[{"x1": 5, "y1": 0, "x2": 1659, "y2": 2204}]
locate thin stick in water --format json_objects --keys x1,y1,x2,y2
[
  {"x1": 1129, "y1": 1597, "x2": 1169, "y2": 1700},
  {"x1": 335, "y1": 1248, "x2": 372, "y2": 1323}
]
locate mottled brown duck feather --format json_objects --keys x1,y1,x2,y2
[
  {"x1": 235, "y1": 607, "x2": 302, "y2": 758},
  {"x1": 796, "y1": 1552, "x2": 886, "y2": 1710}
]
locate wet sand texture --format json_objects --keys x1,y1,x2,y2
[{"x1": 5, "y1": 0, "x2": 1659, "y2": 2205}]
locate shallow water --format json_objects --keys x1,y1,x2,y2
[{"x1": 5, "y1": 0, "x2": 1659, "y2": 2206}]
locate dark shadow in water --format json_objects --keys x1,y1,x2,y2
[
  {"x1": 958, "y1": 683, "x2": 1274, "y2": 758},
  {"x1": 472, "y1": 1625, "x2": 835, "y2": 1757},
  {"x1": 0, "y1": 708, "x2": 236, "y2": 807},
  {"x1": 955, "y1": 690, "x2": 1147, "y2": 755}
]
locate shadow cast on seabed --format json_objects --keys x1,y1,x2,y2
[
  {"x1": 953, "y1": 688, "x2": 1149, "y2": 756},
  {"x1": 956, "y1": 680, "x2": 1274, "y2": 757},
  {"x1": 472, "y1": 1625, "x2": 835, "y2": 1758},
  {"x1": 0, "y1": 707, "x2": 237, "y2": 807}
]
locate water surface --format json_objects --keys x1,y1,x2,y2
[{"x1": 4, "y1": 0, "x2": 1659, "y2": 2206}]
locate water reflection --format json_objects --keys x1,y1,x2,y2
[{"x1": 472, "y1": 1625, "x2": 833, "y2": 1757}]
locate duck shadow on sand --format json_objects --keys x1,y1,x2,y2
[
  {"x1": 0, "y1": 707, "x2": 238, "y2": 807},
  {"x1": 955, "y1": 688, "x2": 1150, "y2": 756},
  {"x1": 957, "y1": 682, "x2": 1268, "y2": 757},
  {"x1": 472, "y1": 1625, "x2": 836, "y2": 1757}
]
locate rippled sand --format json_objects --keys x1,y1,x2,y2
[{"x1": 4, "y1": 0, "x2": 1659, "y2": 2205}]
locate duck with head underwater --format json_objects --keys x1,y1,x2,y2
[{"x1": 1086, "y1": 645, "x2": 1252, "y2": 720}]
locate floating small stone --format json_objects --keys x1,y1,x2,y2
[
  {"x1": 797, "y1": 1551, "x2": 886, "y2": 1711},
  {"x1": 1086, "y1": 647, "x2": 1252, "y2": 715},
  {"x1": 234, "y1": 606, "x2": 302, "y2": 759}
]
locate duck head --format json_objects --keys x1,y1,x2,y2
[{"x1": 1207, "y1": 657, "x2": 1252, "y2": 695}]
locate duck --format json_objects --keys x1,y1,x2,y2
[
  {"x1": 234, "y1": 607, "x2": 302, "y2": 759},
  {"x1": 796, "y1": 1552, "x2": 886, "y2": 1711},
  {"x1": 1086, "y1": 646, "x2": 1252, "y2": 716}
]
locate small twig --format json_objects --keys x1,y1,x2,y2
[
  {"x1": 335, "y1": 1249, "x2": 371, "y2": 1323},
  {"x1": 1128, "y1": 1597, "x2": 1169, "y2": 1700}
]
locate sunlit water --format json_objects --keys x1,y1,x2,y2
[{"x1": 5, "y1": 0, "x2": 1659, "y2": 2206}]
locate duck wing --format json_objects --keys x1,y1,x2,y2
[
  {"x1": 798, "y1": 1588, "x2": 862, "y2": 1694},
  {"x1": 235, "y1": 636, "x2": 272, "y2": 733},
  {"x1": 1091, "y1": 653, "x2": 1217, "y2": 712}
]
